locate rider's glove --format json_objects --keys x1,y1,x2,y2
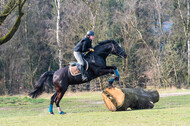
[{"x1": 89, "y1": 48, "x2": 94, "y2": 52}]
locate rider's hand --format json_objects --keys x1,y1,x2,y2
[{"x1": 90, "y1": 48, "x2": 94, "y2": 52}]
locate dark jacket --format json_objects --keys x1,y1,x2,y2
[{"x1": 73, "y1": 37, "x2": 92, "y2": 52}]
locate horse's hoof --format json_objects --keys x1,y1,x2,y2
[
  {"x1": 108, "y1": 84, "x2": 113, "y2": 88},
  {"x1": 110, "y1": 70, "x2": 114, "y2": 74},
  {"x1": 59, "y1": 111, "x2": 66, "y2": 115},
  {"x1": 115, "y1": 76, "x2": 119, "y2": 81},
  {"x1": 49, "y1": 112, "x2": 54, "y2": 115},
  {"x1": 108, "y1": 80, "x2": 114, "y2": 85}
]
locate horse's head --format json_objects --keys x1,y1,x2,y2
[
  {"x1": 93, "y1": 40, "x2": 127, "y2": 59},
  {"x1": 110, "y1": 40, "x2": 127, "y2": 58}
]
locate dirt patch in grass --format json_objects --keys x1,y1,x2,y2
[{"x1": 160, "y1": 92, "x2": 190, "y2": 97}]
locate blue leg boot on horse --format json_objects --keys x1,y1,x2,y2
[{"x1": 108, "y1": 68, "x2": 120, "y2": 86}]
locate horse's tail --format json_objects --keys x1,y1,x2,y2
[{"x1": 29, "y1": 71, "x2": 54, "y2": 98}]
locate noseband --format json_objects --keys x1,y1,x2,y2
[{"x1": 111, "y1": 42, "x2": 125, "y2": 57}]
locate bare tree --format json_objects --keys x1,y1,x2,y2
[
  {"x1": 0, "y1": 0, "x2": 26, "y2": 45},
  {"x1": 82, "y1": 0, "x2": 101, "y2": 30},
  {"x1": 54, "y1": 0, "x2": 62, "y2": 68},
  {"x1": 187, "y1": 0, "x2": 190, "y2": 86}
]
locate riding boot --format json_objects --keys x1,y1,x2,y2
[{"x1": 81, "y1": 65, "x2": 88, "y2": 81}]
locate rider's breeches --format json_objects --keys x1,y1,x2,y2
[{"x1": 73, "y1": 51, "x2": 84, "y2": 66}]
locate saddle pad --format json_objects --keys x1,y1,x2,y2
[
  {"x1": 69, "y1": 59, "x2": 89, "y2": 76},
  {"x1": 69, "y1": 66, "x2": 81, "y2": 76}
]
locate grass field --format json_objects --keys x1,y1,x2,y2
[{"x1": 0, "y1": 89, "x2": 190, "y2": 126}]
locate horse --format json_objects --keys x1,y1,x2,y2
[{"x1": 29, "y1": 40, "x2": 127, "y2": 114}]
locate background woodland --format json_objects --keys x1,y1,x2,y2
[{"x1": 0, "y1": 0, "x2": 189, "y2": 95}]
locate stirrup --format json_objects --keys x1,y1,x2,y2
[{"x1": 82, "y1": 75, "x2": 88, "y2": 81}]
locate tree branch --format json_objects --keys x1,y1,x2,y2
[
  {"x1": 0, "y1": 0, "x2": 26, "y2": 45},
  {"x1": 177, "y1": 0, "x2": 187, "y2": 37},
  {"x1": 0, "y1": 13, "x2": 23, "y2": 45},
  {"x1": 0, "y1": 0, "x2": 17, "y2": 25}
]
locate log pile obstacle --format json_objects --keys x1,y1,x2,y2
[{"x1": 102, "y1": 87, "x2": 159, "y2": 111}]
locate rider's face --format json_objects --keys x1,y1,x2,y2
[{"x1": 89, "y1": 35, "x2": 94, "y2": 40}]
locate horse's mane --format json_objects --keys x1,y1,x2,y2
[
  {"x1": 94, "y1": 40, "x2": 116, "y2": 48},
  {"x1": 85, "y1": 40, "x2": 117, "y2": 59}
]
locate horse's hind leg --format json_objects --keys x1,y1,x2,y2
[
  {"x1": 55, "y1": 85, "x2": 68, "y2": 114},
  {"x1": 49, "y1": 92, "x2": 57, "y2": 114}
]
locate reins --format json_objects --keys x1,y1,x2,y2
[
  {"x1": 89, "y1": 40, "x2": 124, "y2": 60},
  {"x1": 111, "y1": 42, "x2": 125, "y2": 57}
]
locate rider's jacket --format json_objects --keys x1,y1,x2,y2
[{"x1": 73, "y1": 37, "x2": 92, "y2": 52}]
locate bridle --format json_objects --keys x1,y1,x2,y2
[
  {"x1": 111, "y1": 41, "x2": 125, "y2": 57},
  {"x1": 93, "y1": 40, "x2": 125, "y2": 58}
]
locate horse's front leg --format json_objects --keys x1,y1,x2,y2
[
  {"x1": 105, "y1": 66, "x2": 117, "y2": 70},
  {"x1": 99, "y1": 69, "x2": 114, "y2": 75},
  {"x1": 105, "y1": 66, "x2": 119, "y2": 75},
  {"x1": 105, "y1": 66, "x2": 120, "y2": 85}
]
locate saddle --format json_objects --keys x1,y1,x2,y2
[{"x1": 69, "y1": 59, "x2": 89, "y2": 76}]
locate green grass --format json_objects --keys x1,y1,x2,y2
[
  {"x1": 0, "y1": 96, "x2": 46, "y2": 106},
  {"x1": 0, "y1": 91, "x2": 190, "y2": 126}
]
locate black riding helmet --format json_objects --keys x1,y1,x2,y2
[{"x1": 86, "y1": 30, "x2": 95, "y2": 36}]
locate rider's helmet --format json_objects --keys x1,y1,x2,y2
[{"x1": 86, "y1": 30, "x2": 95, "y2": 36}]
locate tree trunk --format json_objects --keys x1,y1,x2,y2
[
  {"x1": 102, "y1": 87, "x2": 159, "y2": 111},
  {"x1": 187, "y1": 0, "x2": 190, "y2": 86},
  {"x1": 55, "y1": 0, "x2": 62, "y2": 69}
]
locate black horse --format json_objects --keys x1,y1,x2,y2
[{"x1": 29, "y1": 40, "x2": 127, "y2": 114}]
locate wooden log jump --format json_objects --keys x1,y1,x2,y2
[{"x1": 102, "y1": 87, "x2": 159, "y2": 111}]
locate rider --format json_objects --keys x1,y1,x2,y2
[{"x1": 73, "y1": 30, "x2": 95, "y2": 81}]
